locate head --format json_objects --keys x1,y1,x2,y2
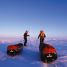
[
  {"x1": 40, "y1": 30, "x2": 44, "y2": 33},
  {"x1": 25, "y1": 30, "x2": 28, "y2": 33}
]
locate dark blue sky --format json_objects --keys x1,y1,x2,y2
[{"x1": 0, "y1": 0, "x2": 67, "y2": 37}]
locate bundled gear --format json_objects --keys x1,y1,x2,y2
[{"x1": 39, "y1": 43, "x2": 57, "y2": 63}]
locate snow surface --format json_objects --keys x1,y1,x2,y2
[{"x1": 0, "y1": 38, "x2": 67, "y2": 67}]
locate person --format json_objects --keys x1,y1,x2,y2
[
  {"x1": 23, "y1": 30, "x2": 29, "y2": 46},
  {"x1": 38, "y1": 30, "x2": 46, "y2": 44}
]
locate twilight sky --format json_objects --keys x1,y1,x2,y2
[{"x1": 0, "y1": 0, "x2": 67, "y2": 38}]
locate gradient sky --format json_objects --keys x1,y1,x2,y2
[{"x1": 0, "y1": 0, "x2": 67, "y2": 38}]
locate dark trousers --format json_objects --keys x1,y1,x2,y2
[
  {"x1": 40, "y1": 38, "x2": 44, "y2": 44},
  {"x1": 24, "y1": 38, "x2": 27, "y2": 46}
]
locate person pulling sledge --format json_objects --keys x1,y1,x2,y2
[
  {"x1": 38, "y1": 30, "x2": 46, "y2": 44},
  {"x1": 23, "y1": 30, "x2": 29, "y2": 46}
]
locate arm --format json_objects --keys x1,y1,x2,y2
[
  {"x1": 27, "y1": 33, "x2": 29, "y2": 36},
  {"x1": 44, "y1": 34, "x2": 46, "y2": 38},
  {"x1": 38, "y1": 34, "x2": 40, "y2": 39}
]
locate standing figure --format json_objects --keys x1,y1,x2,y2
[
  {"x1": 38, "y1": 30, "x2": 46, "y2": 44},
  {"x1": 24, "y1": 30, "x2": 29, "y2": 46}
]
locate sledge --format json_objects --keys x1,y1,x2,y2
[
  {"x1": 39, "y1": 43, "x2": 57, "y2": 63},
  {"x1": 7, "y1": 43, "x2": 23, "y2": 56}
]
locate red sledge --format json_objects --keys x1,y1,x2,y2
[
  {"x1": 7, "y1": 43, "x2": 23, "y2": 56},
  {"x1": 39, "y1": 43, "x2": 57, "y2": 63}
]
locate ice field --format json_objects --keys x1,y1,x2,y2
[{"x1": 0, "y1": 38, "x2": 67, "y2": 67}]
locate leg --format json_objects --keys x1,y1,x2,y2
[
  {"x1": 24, "y1": 38, "x2": 27, "y2": 46},
  {"x1": 40, "y1": 38, "x2": 44, "y2": 44}
]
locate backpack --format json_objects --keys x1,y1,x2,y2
[{"x1": 40, "y1": 32, "x2": 45, "y2": 37}]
